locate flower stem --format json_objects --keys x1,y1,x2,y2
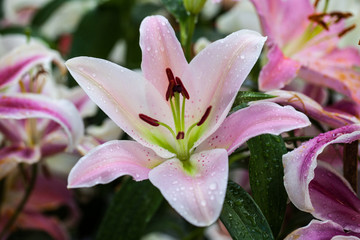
[
  {"x1": 180, "y1": 13, "x2": 197, "y2": 61},
  {"x1": 0, "y1": 164, "x2": 38, "y2": 239},
  {"x1": 343, "y1": 140, "x2": 358, "y2": 193}
]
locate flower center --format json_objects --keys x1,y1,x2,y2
[
  {"x1": 283, "y1": 11, "x2": 355, "y2": 57},
  {"x1": 139, "y1": 68, "x2": 211, "y2": 162}
]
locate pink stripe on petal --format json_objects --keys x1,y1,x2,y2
[
  {"x1": 149, "y1": 149, "x2": 228, "y2": 227},
  {"x1": 197, "y1": 102, "x2": 310, "y2": 154},
  {"x1": 0, "y1": 55, "x2": 43, "y2": 88},
  {"x1": 283, "y1": 124, "x2": 360, "y2": 213},
  {"x1": 0, "y1": 93, "x2": 83, "y2": 151},
  {"x1": 310, "y1": 162, "x2": 360, "y2": 232},
  {"x1": 68, "y1": 140, "x2": 165, "y2": 188},
  {"x1": 284, "y1": 220, "x2": 360, "y2": 240}
]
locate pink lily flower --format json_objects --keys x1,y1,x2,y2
[
  {"x1": 251, "y1": 0, "x2": 360, "y2": 103},
  {"x1": 66, "y1": 15, "x2": 310, "y2": 226},
  {"x1": 0, "y1": 35, "x2": 84, "y2": 178},
  {"x1": 283, "y1": 124, "x2": 360, "y2": 239}
]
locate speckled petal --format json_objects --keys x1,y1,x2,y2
[
  {"x1": 68, "y1": 140, "x2": 165, "y2": 188},
  {"x1": 149, "y1": 149, "x2": 228, "y2": 227},
  {"x1": 140, "y1": 15, "x2": 187, "y2": 98},
  {"x1": 197, "y1": 102, "x2": 310, "y2": 154},
  {"x1": 183, "y1": 30, "x2": 266, "y2": 149}
]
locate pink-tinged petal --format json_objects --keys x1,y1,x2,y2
[
  {"x1": 68, "y1": 140, "x2": 165, "y2": 188},
  {"x1": 0, "y1": 93, "x2": 84, "y2": 151},
  {"x1": 17, "y1": 211, "x2": 69, "y2": 240},
  {"x1": 140, "y1": 16, "x2": 187, "y2": 98},
  {"x1": 264, "y1": 90, "x2": 360, "y2": 128},
  {"x1": 149, "y1": 149, "x2": 228, "y2": 227},
  {"x1": 66, "y1": 57, "x2": 176, "y2": 158},
  {"x1": 297, "y1": 46, "x2": 360, "y2": 104},
  {"x1": 86, "y1": 118, "x2": 123, "y2": 142},
  {"x1": 183, "y1": 30, "x2": 266, "y2": 148},
  {"x1": 327, "y1": 100, "x2": 360, "y2": 118},
  {"x1": 0, "y1": 42, "x2": 65, "y2": 89},
  {"x1": 310, "y1": 162, "x2": 360, "y2": 232},
  {"x1": 197, "y1": 102, "x2": 310, "y2": 154},
  {"x1": 284, "y1": 220, "x2": 360, "y2": 240},
  {"x1": 283, "y1": 124, "x2": 360, "y2": 214},
  {"x1": 59, "y1": 86, "x2": 97, "y2": 118},
  {"x1": 0, "y1": 145, "x2": 40, "y2": 179},
  {"x1": 259, "y1": 45, "x2": 301, "y2": 91},
  {"x1": 250, "y1": 0, "x2": 313, "y2": 46},
  {"x1": 302, "y1": 83, "x2": 328, "y2": 105},
  {"x1": 76, "y1": 136, "x2": 103, "y2": 155},
  {"x1": 0, "y1": 119, "x2": 25, "y2": 143}
]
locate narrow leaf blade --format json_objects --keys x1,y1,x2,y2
[
  {"x1": 247, "y1": 134, "x2": 288, "y2": 238},
  {"x1": 220, "y1": 181, "x2": 274, "y2": 240}
]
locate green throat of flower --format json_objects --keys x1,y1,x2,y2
[
  {"x1": 139, "y1": 68, "x2": 212, "y2": 163},
  {"x1": 283, "y1": 11, "x2": 355, "y2": 57}
]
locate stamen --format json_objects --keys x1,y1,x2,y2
[
  {"x1": 166, "y1": 68, "x2": 175, "y2": 82},
  {"x1": 329, "y1": 11, "x2": 352, "y2": 23},
  {"x1": 175, "y1": 77, "x2": 190, "y2": 99},
  {"x1": 197, "y1": 106, "x2": 212, "y2": 126},
  {"x1": 313, "y1": 0, "x2": 320, "y2": 8},
  {"x1": 338, "y1": 24, "x2": 356, "y2": 38},
  {"x1": 139, "y1": 114, "x2": 159, "y2": 126},
  {"x1": 176, "y1": 131, "x2": 185, "y2": 140},
  {"x1": 166, "y1": 80, "x2": 175, "y2": 101}
]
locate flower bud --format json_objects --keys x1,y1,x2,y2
[{"x1": 183, "y1": 0, "x2": 207, "y2": 15}]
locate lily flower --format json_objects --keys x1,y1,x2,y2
[
  {"x1": 0, "y1": 35, "x2": 84, "y2": 179},
  {"x1": 66, "y1": 15, "x2": 310, "y2": 226},
  {"x1": 283, "y1": 124, "x2": 360, "y2": 239},
  {"x1": 251, "y1": 0, "x2": 360, "y2": 103}
]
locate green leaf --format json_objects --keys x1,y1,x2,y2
[
  {"x1": 31, "y1": 0, "x2": 67, "y2": 27},
  {"x1": 96, "y1": 179, "x2": 163, "y2": 240},
  {"x1": 234, "y1": 91, "x2": 275, "y2": 105},
  {"x1": 161, "y1": 0, "x2": 188, "y2": 22},
  {"x1": 220, "y1": 181, "x2": 274, "y2": 240},
  {"x1": 247, "y1": 134, "x2": 288, "y2": 238}
]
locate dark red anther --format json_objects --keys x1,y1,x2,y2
[
  {"x1": 166, "y1": 80, "x2": 175, "y2": 101},
  {"x1": 338, "y1": 24, "x2": 356, "y2": 37},
  {"x1": 166, "y1": 68, "x2": 175, "y2": 82},
  {"x1": 176, "y1": 131, "x2": 185, "y2": 140},
  {"x1": 197, "y1": 106, "x2": 212, "y2": 126},
  {"x1": 139, "y1": 114, "x2": 159, "y2": 126},
  {"x1": 175, "y1": 77, "x2": 190, "y2": 99}
]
